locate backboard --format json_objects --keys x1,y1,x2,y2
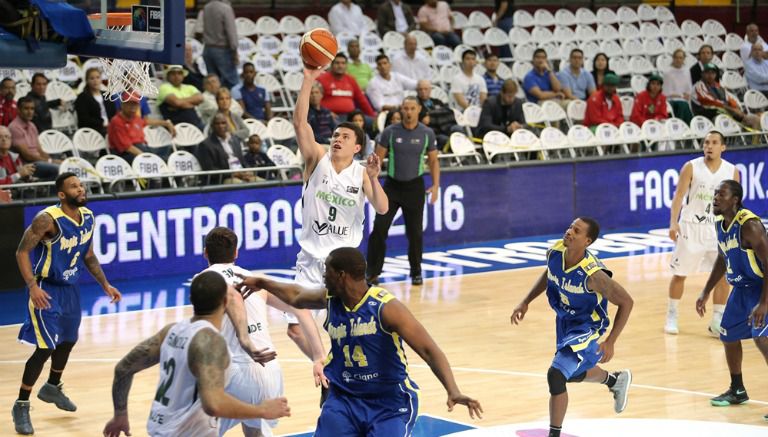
[{"x1": 0, "y1": 0, "x2": 185, "y2": 69}]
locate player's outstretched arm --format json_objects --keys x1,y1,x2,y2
[
  {"x1": 189, "y1": 328, "x2": 291, "y2": 420},
  {"x1": 84, "y1": 243, "x2": 121, "y2": 303},
  {"x1": 668, "y1": 162, "x2": 692, "y2": 242},
  {"x1": 293, "y1": 68, "x2": 328, "y2": 173},
  {"x1": 16, "y1": 212, "x2": 56, "y2": 309},
  {"x1": 103, "y1": 323, "x2": 174, "y2": 437},
  {"x1": 362, "y1": 154, "x2": 389, "y2": 215},
  {"x1": 742, "y1": 219, "x2": 768, "y2": 327},
  {"x1": 587, "y1": 270, "x2": 634, "y2": 363},
  {"x1": 511, "y1": 270, "x2": 548, "y2": 325},
  {"x1": 267, "y1": 294, "x2": 330, "y2": 387},
  {"x1": 236, "y1": 274, "x2": 328, "y2": 310},
  {"x1": 226, "y1": 286, "x2": 277, "y2": 365},
  {"x1": 696, "y1": 252, "x2": 728, "y2": 317},
  {"x1": 381, "y1": 299, "x2": 483, "y2": 419}
]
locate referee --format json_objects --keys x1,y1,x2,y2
[{"x1": 366, "y1": 96, "x2": 440, "y2": 286}]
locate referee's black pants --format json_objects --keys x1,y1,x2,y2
[{"x1": 366, "y1": 176, "x2": 425, "y2": 279}]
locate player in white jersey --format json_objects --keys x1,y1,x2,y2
[
  {"x1": 287, "y1": 67, "x2": 389, "y2": 358},
  {"x1": 666, "y1": 130, "x2": 740, "y2": 335},
  {"x1": 103, "y1": 272, "x2": 290, "y2": 437},
  {"x1": 201, "y1": 227, "x2": 327, "y2": 437}
]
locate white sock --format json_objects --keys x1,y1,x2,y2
[
  {"x1": 712, "y1": 304, "x2": 725, "y2": 319},
  {"x1": 668, "y1": 298, "x2": 680, "y2": 315}
]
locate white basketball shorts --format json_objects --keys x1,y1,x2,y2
[{"x1": 670, "y1": 221, "x2": 719, "y2": 276}]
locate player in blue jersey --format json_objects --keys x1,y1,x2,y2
[
  {"x1": 511, "y1": 217, "x2": 634, "y2": 437},
  {"x1": 236, "y1": 247, "x2": 482, "y2": 436},
  {"x1": 695, "y1": 180, "x2": 768, "y2": 418},
  {"x1": 12, "y1": 173, "x2": 122, "y2": 435}
]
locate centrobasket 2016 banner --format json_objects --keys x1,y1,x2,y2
[{"x1": 22, "y1": 147, "x2": 768, "y2": 283}]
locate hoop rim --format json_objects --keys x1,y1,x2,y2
[{"x1": 88, "y1": 12, "x2": 133, "y2": 28}]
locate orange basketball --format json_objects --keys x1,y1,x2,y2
[{"x1": 300, "y1": 28, "x2": 338, "y2": 69}]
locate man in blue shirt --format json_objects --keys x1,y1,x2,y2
[
  {"x1": 557, "y1": 48, "x2": 596, "y2": 101},
  {"x1": 522, "y1": 48, "x2": 565, "y2": 104},
  {"x1": 483, "y1": 54, "x2": 504, "y2": 97},
  {"x1": 232, "y1": 63, "x2": 272, "y2": 121},
  {"x1": 744, "y1": 43, "x2": 768, "y2": 97}
]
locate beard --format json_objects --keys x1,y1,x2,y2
[{"x1": 63, "y1": 193, "x2": 87, "y2": 207}]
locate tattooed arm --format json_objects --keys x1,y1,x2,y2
[
  {"x1": 84, "y1": 243, "x2": 121, "y2": 303},
  {"x1": 188, "y1": 328, "x2": 290, "y2": 420},
  {"x1": 103, "y1": 323, "x2": 174, "y2": 437},
  {"x1": 16, "y1": 213, "x2": 56, "y2": 309}
]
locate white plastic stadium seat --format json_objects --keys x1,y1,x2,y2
[
  {"x1": 443, "y1": 132, "x2": 481, "y2": 166},
  {"x1": 73, "y1": 127, "x2": 108, "y2": 156},
  {"x1": 619, "y1": 121, "x2": 644, "y2": 146},
  {"x1": 278, "y1": 15, "x2": 305, "y2": 35},
  {"x1": 743, "y1": 89, "x2": 768, "y2": 113},
  {"x1": 143, "y1": 126, "x2": 174, "y2": 151},
  {"x1": 689, "y1": 116, "x2": 715, "y2": 139},
  {"x1": 637, "y1": 4, "x2": 656, "y2": 22},
  {"x1": 567, "y1": 125, "x2": 599, "y2": 156},
  {"x1": 132, "y1": 152, "x2": 174, "y2": 185},
  {"x1": 620, "y1": 96, "x2": 634, "y2": 121},
  {"x1": 39, "y1": 129, "x2": 75, "y2": 157},
  {"x1": 451, "y1": 11, "x2": 468, "y2": 30},
  {"x1": 95, "y1": 155, "x2": 136, "y2": 183},
  {"x1": 641, "y1": 119, "x2": 669, "y2": 151},
  {"x1": 533, "y1": 9, "x2": 556, "y2": 27},
  {"x1": 513, "y1": 10, "x2": 534, "y2": 28},
  {"x1": 45, "y1": 80, "x2": 76, "y2": 102},
  {"x1": 575, "y1": 8, "x2": 597, "y2": 26},
  {"x1": 172, "y1": 123, "x2": 206, "y2": 149},
  {"x1": 467, "y1": 11, "x2": 492, "y2": 29},
  {"x1": 566, "y1": 100, "x2": 586, "y2": 126},
  {"x1": 482, "y1": 130, "x2": 514, "y2": 163},
  {"x1": 539, "y1": 126, "x2": 572, "y2": 159},
  {"x1": 235, "y1": 17, "x2": 258, "y2": 37},
  {"x1": 702, "y1": 19, "x2": 726, "y2": 37},
  {"x1": 665, "y1": 117, "x2": 697, "y2": 149},
  {"x1": 594, "y1": 123, "x2": 622, "y2": 154},
  {"x1": 596, "y1": 7, "x2": 619, "y2": 25},
  {"x1": 255, "y1": 16, "x2": 280, "y2": 36},
  {"x1": 266, "y1": 117, "x2": 297, "y2": 146},
  {"x1": 304, "y1": 15, "x2": 330, "y2": 32},
  {"x1": 266, "y1": 144, "x2": 300, "y2": 167},
  {"x1": 554, "y1": 9, "x2": 577, "y2": 27},
  {"x1": 256, "y1": 35, "x2": 282, "y2": 56},
  {"x1": 59, "y1": 157, "x2": 101, "y2": 187},
  {"x1": 509, "y1": 128, "x2": 542, "y2": 160},
  {"x1": 168, "y1": 150, "x2": 202, "y2": 174},
  {"x1": 522, "y1": 102, "x2": 546, "y2": 127}
]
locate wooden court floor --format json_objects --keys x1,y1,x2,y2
[{"x1": 1, "y1": 251, "x2": 767, "y2": 436}]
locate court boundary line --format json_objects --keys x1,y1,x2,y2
[
  {"x1": 0, "y1": 249, "x2": 676, "y2": 327},
  {"x1": 0, "y1": 357, "x2": 765, "y2": 406}
]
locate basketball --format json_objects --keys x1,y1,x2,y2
[{"x1": 300, "y1": 28, "x2": 338, "y2": 69}]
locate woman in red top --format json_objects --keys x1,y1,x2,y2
[{"x1": 630, "y1": 74, "x2": 668, "y2": 126}]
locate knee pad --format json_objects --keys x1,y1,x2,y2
[
  {"x1": 568, "y1": 372, "x2": 586, "y2": 383},
  {"x1": 55, "y1": 341, "x2": 75, "y2": 354},
  {"x1": 547, "y1": 367, "x2": 567, "y2": 395}
]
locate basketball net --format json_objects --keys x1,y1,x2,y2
[{"x1": 90, "y1": 13, "x2": 158, "y2": 102}]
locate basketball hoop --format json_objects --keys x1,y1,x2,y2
[{"x1": 88, "y1": 13, "x2": 158, "y2": 102}]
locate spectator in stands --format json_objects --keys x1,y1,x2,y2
[
  {"x1": 493, "y1": 0, "x2": 514, "y2": 59},
  {"x1": 451, "y1": 49, "x2": 487, "y2": 110},
  {"x1": 201, "y1": 0, "x2": 239, "y2": 89},
  {"x1": 483, "y1": 54, "x2": 504, "y2": 97},
  {"x1": 416, "y1": 79, "x2": 454, "y2": 147},
  {"x1": 0, "y1": 125, "x2": 35, "y2": 185},
  {"x1": 392, "y1": 35, "x2": 432, "y2": 83},
  {"x1": 183, "y1": 42, "x2": 205, "y2": 92},
  {"x1": 558, "y1": 48, "x2": 596, "y2": 101},
  {"x1": 316, "y1": 53, "x2": 376, "y2": 120},
  {"x1": 591, "y1": 53, "x2": 615, "y2": 91},
  {"x1": 26, "y1": 73, "x2": 61, "y2": 133},
  {"x1": 198, "y1": 74, "x2": 243, "y2": 127},
  {"x1": 307, "y1": 82, "x2": 336, "y2": 144},
  {"x1": 630, "y1": 74, "x2": 669, "y2": 126},
  {"x1": 417, "y1": 0, "x2": 460, "y2": 48},
  {"x1": 114, "y1": 96, "x2": 176, "y2": 136},
  {"x1": 1, "y1": 77, "x2": 17, "y2": 127},
  {"x1": 346, "y1": 40, "x2": 374, "y2": 91},
  {"x1": 584, "y1": 73, "x2": 623, "y2": 129},
  {"x1": 242, "y1": 134, "x2": 277, "y2": 180},
  {"x1": 107, "y1": 94, "x2": 149, "y2": 164},
  {"x1": 383, "y1": 108, "x2": 402, "y2": 128},
  {"x1": 215, "y1": 88, "x2": 249, "y2": 141},
  {"x1": 477, "y1": 79, "x2": 525, "y2": 137},
  {"x1": 663, "y1": 48, "x2": 694, "y2": 124},
  {"x1": 196, "y1": 112, "x2": 255, "y2": 184},
  {"x1": 690, "y1": 44, "x2": 715, "y2": 85},
  {"x1": 328, "y1": 0, "x2": 368, "y2": 37},
  {"x1": 74, "y1": 68, "x2": 116, "y2": 136},
  {"x1": 232, "y1": 63, "x2": 272, "y2": 121},
  {"x1": 9, "y1": 97, "x2": 58, "y2": 179},
  {"x1": 158, "y1": 65, "x2": 205, "y2": 130},
  {"x1": 367, "y1": 54, "x2": 417, "y2": 112},
  {"x1": 377, "y1": 0, "x2": 416, "y2": 35},
  {"x1": 523, "y1": 49, "x2": 565, "y2": 104},
  {"x1": 692, "y1": 64, "x2": 761, "y2": 130},
  {"x1": 744, "y1": 42, "x2": 768, "y2": 97},
  {"x1": 740, "y1": 23, "x2": 768, "y2": 62},
  {"x1": 349, "y1": 110, "x2": 374, "y2": 159}
]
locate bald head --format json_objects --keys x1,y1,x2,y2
[
  {"x1": 0, "y1": 125, "x2": 11, "y2": 153},
  {"x1": 416, "y1": 80, "x2": 432, "y2": 100},
  {"x1": 404, "y1": 35, "x2": 417, "y2": 56},
  {"x1": 752, "y1": 42, "x2": 764, "y2": 60},
  {"x1": 746, "y1": 23, "x2": 760, "y2": 42}
]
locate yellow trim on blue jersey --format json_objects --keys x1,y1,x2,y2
[
  {"x1": 550, "y1": 240, "x2": 566, "y2": 253},
  {"x1": 43, "y1": 205, "x2": 90, "y2": 227},
  {"x1": 747, "y1": 250, "x2": 765, "y2": 278},
  {"x1": 391, "y1": 332, "x2": 416, "y2": 389},
  {"x1": 27, "y1": 300, "x2": 48, "y2": 349},
  {"x1": 570, "y1": 331, "x2": 601, "y2": 352},
  {"x1": 346, "y1": 287, "x2": 379, "y2": 312},
  {"x1": 40, "y1": 241, "x2": 53, "y2": 279}
]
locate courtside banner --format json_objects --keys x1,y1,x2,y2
[{"x1": 21, "y1": 147, "x2": 767, "y2": 282}]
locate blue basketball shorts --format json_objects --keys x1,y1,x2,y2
[
  {"x1": 314, "y1": 383, "x2": 420, "y2": 437},
  {"x1": 18, "y1": 279, "x2": 82, "y2": 349},
  {"x1": 720, "y1": 285, "x2": 768, "y2": 342},
  {"x1": 551, "y1": 338, "x2": 603, "y2": 380}
]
